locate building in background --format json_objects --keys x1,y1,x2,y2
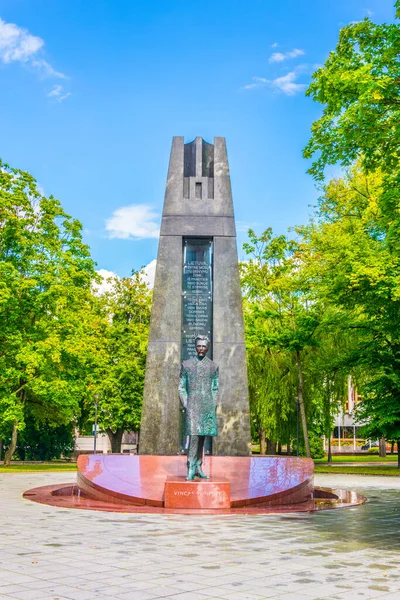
[
  {"x1": 74, "y1": 431, "x2": 138, "y2": 457},
  {"x1": 325, "y1": 377, "x2": 364, "y2": 453}
]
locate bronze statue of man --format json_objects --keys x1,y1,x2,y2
[{"x1": 178, "y1": 335, "x2": 219, "y2": 480}]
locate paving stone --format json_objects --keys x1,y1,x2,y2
[
  {"x1": 0, "y1": 586, "x2": 27, "y2": 596},
  {"x1": 5, "y1": 590, "x2": 48, "y2": 600},
  {"x1": 1, "y1": 473, "x2": 400, "y2": 600},
  {"x1": 115, "y1": 592, "x2": 158, "y2": 600}
]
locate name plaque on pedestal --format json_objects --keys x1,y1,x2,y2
[{"x1": 164, "y1": 476, "x2": 230, "y2": 509}]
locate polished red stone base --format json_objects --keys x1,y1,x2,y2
[
  {"x1": 22, "y1": 454, "x2": 366, "y2": 514},
  {"x1": 164, "y1": 477, "x2": 230, "y2": 509},
  {"x1": 75, "y1": 454, "x2": 315, "y2": 508},
  {"x1": 23, "y1": 483, "x2": 366, "y2": 514}
]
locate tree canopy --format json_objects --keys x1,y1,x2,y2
[
  {"x1": 300, "y1": 1, "x2": 400, "y2": 453},
  {"x1": 82, "y1": 272, "x2": 152, "y2": 452},
  {"x1": 297, "y1": 165, "x2": 400, "y2": 447},
  {"x1": 304, "y1": 2, "x2": 400, "y2": 180},
  {"x1": 0, "y1": 160, "x2": 96, "y2": 464}
]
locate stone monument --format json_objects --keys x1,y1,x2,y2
[
  {"x1": 24, "y1": 138, "x2": 366, "y2": 515},
  {"x1": 139, "y1": 137, "x2": 251, "y2": 456}
]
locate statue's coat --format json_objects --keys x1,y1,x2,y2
[{"x1": 178, "y1": 356, "x2": 219, "y2": 436}]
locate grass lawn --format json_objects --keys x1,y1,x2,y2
[
  {"x1": 314, "y1": 464, "x2": 399, "y2": 476},
  {"x1": 0, "y1": 463, "x2": 77, "y2": 473},
  {"x1": 314, "y1": 455, "x2": 398, "y2": 463}
]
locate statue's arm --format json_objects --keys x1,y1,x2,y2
[
  {"x1": 178, "y1": 365, "x2": 188, "y2": 409},
  {"x1": 212, "y1": 366, "x2": 219, "y2": 409}
]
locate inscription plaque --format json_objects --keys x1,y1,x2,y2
[{"x1": 182, "y1": 237, "x2": 213, "y2": 361}]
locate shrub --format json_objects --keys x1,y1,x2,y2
[
  {"x1": 296, "y1": 432, "x2": 325, "y2": 459},
  {"x1": 367, "y1": 447, "x2": 380, "y2": 455},
  {"x1": 13, "y1": 422, "x2": 75, "y2": 461}
]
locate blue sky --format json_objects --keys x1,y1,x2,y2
[{"x1": 0, "y1": 0, "x2": 396, "y2": 280}]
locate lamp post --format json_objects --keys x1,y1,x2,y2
[{"x1": 93, "y1": 395, "x2": 99, "y2": 455}]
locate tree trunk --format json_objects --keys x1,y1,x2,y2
[
  {"x1": 287, "y1": 443, "x2": 291, "y2": 456},
  {"x1": 277, "y1": 441, "x2": 282, "y2": 455},
  {"x1": 259, "y1": 428, "x2": 266, "y2": 455},
  {"x1": 266, "y1": 438, "x2": 276, "y2": 454},
  {"x1": 136, "y1": 430, "x2": 140, "y2": 454},
  {"x1": 328, "y1": 432, "x2": 332, "y2": 465},
  {"x1": 398, "y1": 441, "x2": 400, "y2": 469},
  {"x1": 295, "y1": 350, "x2": 311, "y2": 458},
  {"x1": 0, "y1": 439, "x2": 3, "y2": 462},
  {"x1": 379, "y1": 437, "x2": 387, "y2": 458},
  {"x1": 106, "y1": 429, "x2": 124, "y2": 453},
  {"x1": 4, "y1": 422, "x2": 18, "y2": 466},
  {"x1": 390, "y1": 441, "x2": 395, "y2": 455}
]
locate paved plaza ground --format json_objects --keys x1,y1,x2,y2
[{"x1": 0, "y1": 472, "x2": 400, "y2": 600}]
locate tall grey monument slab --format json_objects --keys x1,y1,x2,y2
[{"x1": 139, "y1": 137, "x2": 251, "y2": 456}]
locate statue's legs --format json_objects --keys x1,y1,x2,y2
[
  {"x1": 186, "y1": 435, "x2": 200, "y2": 480},
  {"x1": 195, "y1": 436, "x2": 209, "y2": 479},
  {"x1": 187, "y1": 436, "x2": 210, "y2": 480}
]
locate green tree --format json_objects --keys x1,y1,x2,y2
[
  {"x1": 303, "y1": 3, "x2": 400, "y2": 181},
  {"x1": 84, "y1": 272, "x2": 152, "y2": 452},
  {"x1": 15, "y1": 418, "x2": 75, "y2": 461},
  {"x1": 303, "y1": 2, "x2": 400, "y2": 254},
  {"x1": 297, "y1": 165, "x2": 400, "y2": 463},
  {"x1": 302, "y1": 3, "x2": 400, "y2": 463},
  {"x1": 243, "y1": 294, "x2": 297, "y2": 455},
  {"x1": 0, "y1": 160, "x2": 96, "y2": 465},
  {"x1": 241, "y1": 229, "x2": 328, "y2": 457},
  {"x1": 305, "y1": 319, "x2": 352, "y2": 462}
]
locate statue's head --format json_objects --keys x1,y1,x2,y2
[{"x1": 195, "y1": 335, "x2": 210, "y2": 358}]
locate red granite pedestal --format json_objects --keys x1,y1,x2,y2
[
  {"x1": 23, "y1": 454, "x2": 367, "y2": 514},
  {"x1": 75, "y1": 454, "x2": 315, "y2": 508},
  {"x1": 164, "y1": 477, "x2": 230, "y2": 509}
]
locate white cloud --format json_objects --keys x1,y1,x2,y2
[
  {"x1": 0, "y1": 17, "x2": 66, "y2": 79},
  {"x1": 48, "y1": 84, "x2": 62, "y2": 97},
  {"x1": 141, "y1": 259, "x2": 156, "y2": 289},
  {"x1": 236, "y1": 221, "x2": 261, "y2": 233},
  {"x1": 272, "y1": 71, "x2": 307, "y2": 95},
  {"x1": 269, "y1": 52, "x2": 286, "y2": 63},
  {"x1": 271, "y1": 42, "x2": 278, "y2": 48},
  {"x1": 242, "y1": 76, "x2": 268, "y2": 90},
  {"x1": 242, "y1": 68, "x2": 307, "y2": 96},
  {"x1": 93, "y1": 269, "x2": 118, "y2": 295},
  {"x1": 94, "y1": 262, "x2": 156, "y2": 295},
  {"x1": 242, "y1": 83, "x2": 259, "y2": 90},
  {"x1": 105, "y1": 204, "x2": 160, "y2": 240},
  {"x1": 0, "y1": 18, "x2": 43, "y2": 62},
  {"x1": 241, "y1": 78, "x2": 267, "y2": 91},
  {"x1": 269, "y1": 48, "x2": 305, "y2": 63},
  {"x1": 36, "y1": 184, "x2": 45, "y2": 196},
  {"x1": 47, "y1": 84, "x2": 71, "y2": 102},
  {"x1": 31, "y1": 58, "x2": 67, "y2": 79}
]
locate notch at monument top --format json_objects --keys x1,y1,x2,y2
[
  {"x1": 184, "y1": 137, "x2": 214, "y2": 179},
  {"x1": 164, "y1": 137, "x2": 233, "y2": 213}
]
